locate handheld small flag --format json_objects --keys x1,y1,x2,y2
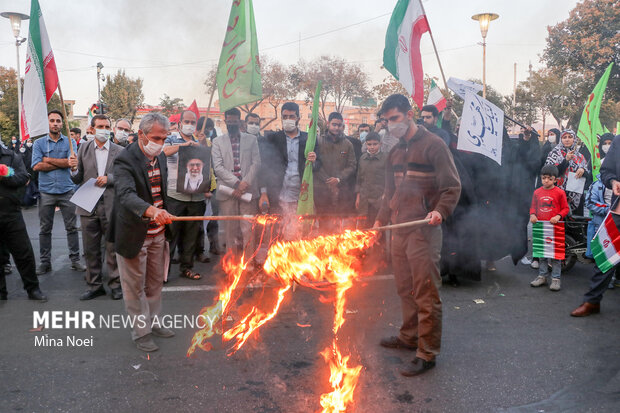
[
  {"x1": 532, "y1": 221, "x2": 565, "y2": 260},
  {"x1": 591, "y1": 211, "x2": 620, "y2": 273},
  {"x1": 187, "y1": 100, "x2": 200, "y2": 120},
  {"x1": 0, "y1": 165, "x2": 15, "y2": 177},
  {"x1": 216, "y1": 0, "x2": 262, "y2": 112},
  {"x1": 426, "y1": 79, "x2": 446, "y2": 113},
  {"x1": 297, "y1": 81, "x2": 322, "y2": 218}
]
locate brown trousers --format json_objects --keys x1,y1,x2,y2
[{"x1": 391, "y1": 226, "x2": 442, "y2": 361}]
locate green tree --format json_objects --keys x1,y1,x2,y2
[
  {"x1": 0, "y1": 66, "x2": 19, "y2": 143},
  {"x1": 159, "y1": 94, "x2": 184, "y2": 117},
  {"x1": 504, "y1": 81, "x2": 538, "y2": 126},
  {"x1": 542, "y1": 0, "x2": 619, "y2": 102},
  {"x1": 101, "y1": 70, "x2": 144, "y2": 123}
]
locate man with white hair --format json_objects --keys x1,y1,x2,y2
[{"x1": 108, "y1": 112, "x2": 174, "y2": 352}]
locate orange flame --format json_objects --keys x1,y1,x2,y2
[{"x1": 188, "y1": 229, "x2": 377, "y2": 411}]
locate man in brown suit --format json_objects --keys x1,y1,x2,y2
[{"x1": 374, "y1": 94, "x2": 461, "y2": 377}]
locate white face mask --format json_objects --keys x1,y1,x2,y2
[
  {"x1": 282, "y1": 119, "x2": 297, "y2": 132},
  {"x1": 246, "y1": 124, "x2": 260, "y2": 136},
  {"x1": 26, "y1": 142, "x2": 33, "y2": 148},
  {"x1": 602, "y1": 144, "x2": 611, "y2": 154},
  {"x1": 19, "y1": 147, "x2": 25, "y2": 153},
  {"x1": 115, "y1": 130, "x2": 129, "y2": 143},
  {"x1": 86, "y1": 134, "x2": 95, "y2": 141},
  {"x1": 360, "y1": 131, "x2": 368, "y2": 142},
  {"x1": 142, "y1": 137, "x2": 163, "y2": 158},
  {"x1": 379, "y1": 129, "x2": 387, "y2": 139},
  {"x1": 547, "y1": 134, "x2": 557, "y2": 144},
  {"x1": 95, "y1": 129, "x2": 110, "y2": 142},
  {"x1": 181, "y1": 124, "x2": 196, "y2": 136},
  {"x1": 388, "y1": 121, "x2": 409, "y2": 139}
]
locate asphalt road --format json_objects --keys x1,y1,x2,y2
[{"x1": 1, "y1": 208, "x2": 619, "y2": 413}]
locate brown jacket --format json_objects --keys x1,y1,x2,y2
[
  {"x1": 376, "y1": 125, "x2": 461, "y2": 231},
  {"x1": 356, "y1": 151, "x2": 387, "y2": 215}
]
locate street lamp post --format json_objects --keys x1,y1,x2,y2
[
  {"x1": 96, "y1": 62, "x2": 104, "y2": 114},
  {"x1": 471, "y1": 13, "x2": 499, "y2": 99},
  {"x1": 1, "y1": 12, "x2": 29, "y2": 142}
]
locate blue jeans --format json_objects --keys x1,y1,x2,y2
[
  {"x1": 38, "y1": 191, "x2": 80, "y2": 265},
  {"x1": 539, "y1": 258, "x2": 561, "y2": 279},
  {"x1": 585, "y1": 220, "x2": 601, "y2": 259}
]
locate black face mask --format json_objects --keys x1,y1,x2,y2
[{"x1": 226, "y1": 122, "x2": 240, "y2": 136}]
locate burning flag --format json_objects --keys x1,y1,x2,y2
[
  {"x1": 21, "y1": 0, "x2": 59, "y2": 140},
  {"x1": 188, "y1": 229, "x2": 378, "y2": 412}
]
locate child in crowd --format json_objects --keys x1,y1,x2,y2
[
  {"x1": 355, "y1": 132, "x2": 386, "y2": 227},
  {"x1": 529, "y1": 165, "x2": 570, "y2": 291}
]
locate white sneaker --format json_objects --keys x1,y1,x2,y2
[
  {"x1": 549, "y1": 278, "x2": 561, "y2": 291},
  {"x1": 530, "y1": 275, "x2": 547, "y2": 287},
  {"x1": 520, "y1": 257, "x2": 532, "y2": 265},
  {"x1": 530, "y1": 260, "x2": 540, "y2": 269}
]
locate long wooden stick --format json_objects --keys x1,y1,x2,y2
[
  {"x1": 57, "y1": 83, "x2": 75, "y2": 157},
  {"x1": 200, "y1": 77, "x2": 218, "y2": 134},
  {"x1": 372, "y1": 219, "x2": 431, "y2": 232},
  {"x1": 171, "y1": 215, "x2": 256, "y2": 222}
]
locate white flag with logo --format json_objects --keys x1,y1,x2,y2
[
  {"x1": 447, "y1": 77, "x2": 483, "y2": 100},
  {"x1": 22, "y1": 0, "x2": 59, "y2": 139},
  {"x1": 457, "y1": 91, "x2": 504, "y2": 165}
]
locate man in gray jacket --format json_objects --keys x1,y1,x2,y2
[
  {"x1": 212, "y1": 108, "x2": 261, "y2": 263},
  {"x1": 69, "y1": 114, "x2": 123, "y2": 300}
]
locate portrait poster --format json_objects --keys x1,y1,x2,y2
[{"x1": 177, "y1": 145, "x2": 211, "y2": 194}]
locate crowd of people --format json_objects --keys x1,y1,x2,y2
[{"x1": 0, "y1": 93, "x2": 618, "y2": 374}]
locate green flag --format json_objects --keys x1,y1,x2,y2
[
  {"x1": 603, "y1": 125, "x2": 611, "y2": 134},
  {"x1": 578, "y1": 62, "x2": 613, "y2": 180},
  {"x1": 297, "y1": 81, "x2": 322, "y2": 217},
  {"x1": 216, "y1": 0, "x2": 262, "y2": 113}
]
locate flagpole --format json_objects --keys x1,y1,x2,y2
[
  {"x1": 56, "y1": 83, "x2": 75, "y2": 158},
  {"x1": 417, "y1": 0, "x2": 459, "y2": 122},
  {"x1": 201, "y1": 78, "x2": 217, "y2": 135}
]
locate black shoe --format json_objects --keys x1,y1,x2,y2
[
  {"x1": 380, "y1": 336, "x2": 417, "y2": 351},
  {"x1": 3, "y1": 264, "x2": 12, "y2": 275},
  {"x1": 27, "y1": 288, "x2": 48, "y2": 302},
  {"x1": 71, "y1": 261, "x2": 87, "y2": 272},
  {"x1": 80, "y1": 288, "x2": 106, "y2": 301},
  {"x1": 36, "y1": 263, "x2": 52, "y2": 275},
  {"x1": 196, "y1": 253, "x2": 211, "y2": 263},
  {"x1": 151, "y1": 326, "x2": 175, "y2": 338},
  {"x1": 110, "y1": 287, "x2": 123, "y2": 300},
  {"x1": 399, "y1": 357, "x2": 436, "y2": 377}
]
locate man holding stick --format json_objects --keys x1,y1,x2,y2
[
  {"x1": 108, "y1": 112, "x2": 174, "y2": 352},
  {"x1": 374, "y1": 94, "x2": 461, "y2": 376}
]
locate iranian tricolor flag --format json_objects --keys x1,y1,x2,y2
[
  {"x1": 21, "y1": 0, "x2": 59, "y2": 140},
  {"x1": 591, "y1": 212, "x2": 620, "y2": 273},
  {"x1": 383, "y1": 0, "x2": 429, "y2": 109},
  {"x1": 426, "y1": 79, "x2": 446, "y2": 112},
  {"x1": 532, "y1": 222, "x2": 565, "y2": 260}
]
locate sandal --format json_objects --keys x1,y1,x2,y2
[{"x1": 180, "y1": 269, "x2": 202, "y2": 280}]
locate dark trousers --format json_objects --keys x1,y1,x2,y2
[
  {"x1": 167, "y1": 198, "x2": 206, "y2": 272},
  {"x1": 81, "y1": 203, "x2": 120, "y2": 291},
  {"x1": 0, "y1": 212, "x2": 40, "y2": 295},
  {"x1": 583, "y1": 265, "x2": 617, "y2": 305},
  {"x1": 38, "y1": 191, "x2": 80, "y2": 264}
]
